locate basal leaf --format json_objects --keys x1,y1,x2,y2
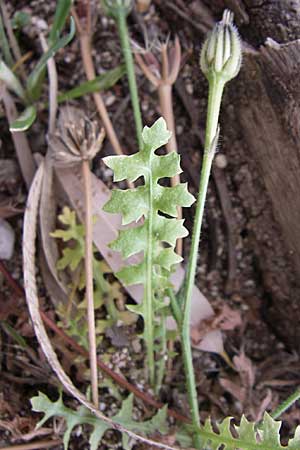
[
  {"x1": 9, "y1": 105, "x2": 37, "y2": 132},
  {"x1": 0, "y1": 60, "x2": 25, "y2": 100},
  {"x1": 26, "y1": 17, "x2": 75, "y2": 100},
  {"x1": 31, "y1": 391, "x2": 168, "y2": 450},
  {"x1": 58, "y1": 65, "x2": 126, "y2": 103},
  {"x1": 49, "y1": 0, "x2": 72, "y2": 44}
]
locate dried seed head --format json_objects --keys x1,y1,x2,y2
[
  {"x1": 200, "y1": 9, "x2": 242, "y2": 83},
  {"x1": 49, "y1": 107, "x2": 105, "y2": 167},
  {"x1": 102, "y1": 0, "x2": 133, "y2": 18}
]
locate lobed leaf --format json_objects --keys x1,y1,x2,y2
[
  {"x1": 103, "y1": 117, "x2": 195, "y2": 346},
  {"x1": 31, "y1": 391, "x2": 168, "y2": 450}
]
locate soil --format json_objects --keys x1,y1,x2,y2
[{"x1": 1, "y1": 1, "x2": 300, "y2": 449}]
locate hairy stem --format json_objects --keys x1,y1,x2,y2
[
  {"x1": 181, "y1": 76, "x2": 224, "y2": 448},
  {"x1": 156, "y1": 312, "x2": 167, "y2": 395},
  {"x1": 271, "y1": 388, "x2": 300, "y2": 420},
  {"x1": 116, "y1": 10, "x2": 143, "y2": 150},
  {"x1": 145, "y1": 170, "x2": 155, "y2": 386},
  {"x1": 82, "y1": 160, "x2": 98, "y2": 407}
]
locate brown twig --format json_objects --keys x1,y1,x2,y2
[
  {"x1": 0, "y1": 440, "x2": 62, "y2": 450},
  {"x1": 0, "y1": 259, "x2": 190, "y2": 424},
  {"x1": 71, "y1": 6, "x2": 124, "y2": 158}
]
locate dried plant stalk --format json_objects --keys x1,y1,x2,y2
[{"x1": 49, "y1": 106, "x2": 106, "y2": 407}]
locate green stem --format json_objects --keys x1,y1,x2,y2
[
  {"x1": 167, "y1": 287, "x2": 181, "y2": 327},
  {"x1": 181, "y1": 75, "x2": 225, "y2": 449},
  {"x1": 271, "y1": 389, "x2": 300, "y2": 420},
  {"x1": 116, "y1": 10, "x2": 143, "y2": 150},
  {"x1": 145, "y1": 170, "x2": 155, "y2": 386},
  {"x1": 155, "y1": 312, "x2": 167, "y2": 395},
  {"x1": 0, "y1": 10, "x2": 13, "y2": 66}
]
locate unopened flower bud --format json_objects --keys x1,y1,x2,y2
[
  {"x1": 200, "y1": 9, "x2": 242, "y2": 83},
  {"x1": 102, "y1": 0, "x2": 132, "y2": 18}
]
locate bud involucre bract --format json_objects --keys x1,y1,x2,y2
[{"x1": 200, "y1": 9, "x2": 242, "y2": 83}]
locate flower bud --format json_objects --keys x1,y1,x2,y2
[
  {"x1": 200, "y1": 9, "x2": 242, "y2": 83},
  {"x1": 102, "y1": 0, "x2": 132, "y2": 19}
]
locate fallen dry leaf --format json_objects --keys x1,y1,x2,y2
[{"x1": 191, "y1": 303, "x2": 242, "y2": 346}]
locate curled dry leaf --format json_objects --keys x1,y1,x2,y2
[{"x1": 190, "y1": 303, "x2": 241, "y2": 347}]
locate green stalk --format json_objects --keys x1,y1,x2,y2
[
  {"x1": 116, "y1": 9, "x2": 143, "y2": 150},
  {"x1": 145, "y1": 168, "x2": 155, "y2": 386},
  {"x1": 271, "y1": 389, "x2": 300, "y2": 420},
  {"x1": 155, "y1": 311, "x2": 167, "y2": 395},
  {"x1": 181, "y1": 75, "x2": 225, "y2": 449},
  {"x1": 0, "y1": 10, "x2": 13, "y2": 66}
]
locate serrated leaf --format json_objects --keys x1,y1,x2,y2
[
  {"x1": 103, "y1": 186, "x2": 148, "y2": 225},
  {"x1": 31, "y1": 392, "x2": 168, "y2": 450},
  {"x1": 194, "y1": 412, "x2": 300, "y2": 449},
  {"x1": 9, "y1": 105, "x2": 37, "y2": 132},
  {"x1": 110, "y1": 224, "x2": 147, "y2": 259},
  {"x1": 0, "y1": 60, "x2": 25, "y2": 100},
  {"x1": 103, "y1": 117, "x2": 195, "y2": 352},
  {"x1": 116, "y1": 261, "x2": 146, "y2": 286},
  {"x1": 142, "y1": 117, "x2": 171, "y2": 151},
  {"x1": 58, "y1": 65, "x2": 126, "y2": 103}
]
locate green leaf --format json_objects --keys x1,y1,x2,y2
[
  {"x1": 12, "y1": 11, "x2": 31, "y2": 30},
  {"x1": 103, "y1": 117, "x2": 195, "y2": 348},
  {"x1": 0, "y1": 13, "x2": 13, "y2": 66},
  {"x1": 49, "y1": 0, "x2": 72, "y2": 44},
  {"x1": 9, "y1": 105, "x2": 37, "y2": 132},
  {"x1": 26, "y1": 17, "x2": 75, "y2": 100},
  {"x1": 142, "y1": 117, "x2": 172, "y2": 151},
  {"x1": 31, "y1": 391, "x2": 168, "y2": 450},
  {"x1": 57, "y1": 65, "x2": 126, "y2": 103},
  {"x1": 0, "y1": 60, "x2": 25, "y2": 99}
]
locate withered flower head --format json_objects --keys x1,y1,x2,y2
[{"x1": 49, "y1": 107, "x2": 105, "y2": 167}]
